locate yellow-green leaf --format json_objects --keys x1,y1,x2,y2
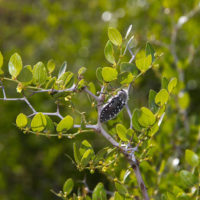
[
  {"x1": 104, "y1": 40, "x2": 115, "y2": 64},
  {"x1": 33, "y1": 62, "x2": 47, "y2": 85},
  {"x1": 138, "y1": 107, "x2": 156, "y2": 127},
  {"x1": 63, "y1": 178, "x2": 74, "y2": 196},
  {"x1": 185, "y1": 149, "x2": 199, "y2": 167},
  {"x1": 47, "y1": 59, "x2": 55, "y2": 74},
  {"x1": 56, "y1": 115, "x2": 74, "y2": 132},
  {"x1": 31, "y1": 113, "x2": 47, "y2": 132},
  {"x1": 116, "y1": 124, "x2": 128, "y2": 142},
  {"x1": 155, "y1": 89, "x2": 169, "y2": 106},
  {"x1": 168, "y1": 77, "x2": 177, "y2": 93},
  {"x1": 92, "y1": 183, "x2": 107, "y2": 200},
  {"x1": 8, "y1": 53, "x2": 23, "y2": 78},
  {"x1": 102, "y1": 67, "x2": 118, "y2": 82},
  {"x1": 0, "y1": 51, "x2": 3, "y2": 69},
  {"x1": 16, "y1": 113, "x2": 28, "y2": 128},
  {"x1": 135, "y1": 54, "x2": 152, "y2": 73},
  {"x1": 108, "y1": 27, "x2": 122, "y2": 46}
]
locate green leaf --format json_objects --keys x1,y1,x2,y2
[
  {"x1": 120, "y1": 62, "x2": 138, "y2": 76},
  {"x1": 179, "y1": 170, "x2": 197, "y2": 188},
  {"x1": 64, "y1": 72, "x2": 74, "y2": 88},
  {"x1": 45, "y1": 77, "x2": 56, "y2": 89},
  {"x1": 138, "y1": 107, "x2": 156, "y2": 127},
  {"x1": 185, "y1": 149, "x2": 199, "y2": 167},
  {"x1": 108, "y1": 27, "x2": 122, "y2": 46},
  {"x1": 81, "y1": 149, "x2": 93, "y2": 167},
  {"x1": 178, "y1": 92, "x2": 190, "y2": 110},
  {"x1": 132, "y1": 109, "x2": 142, "y2": 131},
  {"x1": 135, "y1": 54, "x2": 152, "y2": 73},
  {"x1": 58, "y1": 61, "x2": 67, "y2": 79},
  {"x1": 96, "y1": 67, "x2": 103, "y2": 83},
  {"x1": 8, "y1": 53, "x2": 23, "y2": 78},
  {"x1": 73, "y1": 143, "x2": 81, "y2": 164},
  {"x1": 56, "y1": 115, "x2": 73, "y2": 132},
  {"x1": 148, "y1": 89, "x2": 159, "y2": 113},
  {"x1": 155, "y1": 89, "x2": 169, "y2": 106},
  {"x1": 102, "y1": 67, "x2": 118, "y2": 82},
  {"x1": 116, "y1": 124, "x2": 131, "y2": 142},
  {"x1": 77, "y1": 79, "x2": 86, "y2": 90},
  {"x1": 104, "y1": 40, "x2": 115, "y2": 64},
  {"x1": 118, "y1": 72, "x2": 133, "y2": 85},
  {"x1": 88, "y1": 82, "x2": 96, "y2": 95},
  {"x1": 0, "y1": 51, "x2": 3, "y2": 71},
  {"x1": 148, "y1": 123, "x2": 159, "y2": 137},
  {"x1": 115, "y1": 182, "x2": 128, "y2": 196},
  {"x1": 92, "y1": 183, "x2": 107, "y2": 200},
  {"x1": 79, "y1": 140, "x2": 93, "y2": 156},
  {"x1": 16, "y1": 113, "x2": 28, "y2": 128},
  {"x1": 33, "y1": 62, "x2": 47, "y2": 85},
  {"x1": 78, "y1": 67, "x2": 87, "y2": 76},
  {"x1": 47, "y1": 59, "x2": 55, "y2": 74},
  {"x1": 161, "y1": 77, "x2": 169, "y2": 90},
  {"x1": 167, "y1": 192, "x2": 176, "y2": 200},
  {"x1": 63, "y1": 178, "x2": 74, "y2": 196},
  {"x1": 17, "y1": 65, "x2": 33, "y2": 82},
  {"x1": 31, "y1": 113, "x2": 47, "y2": 132},
  {"x1": 45, "y1": 115, "x2": 55, "y2": 132},
  {"x1": 114, "y1": 192, "x2": 123, "y2": 200},
  {"x1": 146, "y1": 42, "x2": 155, "y2": 62},
  {"x1": 168, "y1": 77, "x2": 177, "y2": 93}
]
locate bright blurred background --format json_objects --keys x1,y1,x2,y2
[{"x1": 0, "y1": 0, "x2": 200, "y2": 199}]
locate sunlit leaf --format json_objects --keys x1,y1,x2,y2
[
  {"x1": 47, "y1": 59, "x2": 55, "y2": 74},
  {"x1": 135, "y1": 54, "x2": 152, "y2": 73},
  {"x1": 138, "y1": 107, "x2": 156, "y2": 127},
  {"x1": 58, "y1": 61, "x2": 67, "y2": 79},
  {"x1": 96, "y1": 67, "x2": 103, "y2": 83},
  {"x1": 31, "y1": 113, "x2": 47, "y2": 132},
  {"x1": 102, "y1": 67, "x2": 118, "y2": 82},
  {"x1": 104, "y1": 40, "x2": 115, "y2": 64},
  {"x1": 56, "y1": 115, "x2": 74, "y2": 132},
  {"x1": 33, "y1": 62, "x2": 47, "y2": 85},
  {"x1": 92, "y1": 183, "x2": 107, "y2": 200},
  {"x1": 8, "y1": 53, "x2": 23, "y2": 78},
  {"x1": 185, "y1": 149, "x2": 199, "y2": 167},
  {"x1": 146, "y1": 42, "x2": 155, "y2": 62},
  {"x1": 168, "y1": 77, "x2": 177, "y2": 93},
  {"x1": 108, "y1": 27, "x2": 122, "y2": 46},
  {"x1": 155, "y1": 89, "x2": 169, "y2": 106},
  {"x1": 16, "y1": 113, "x2": 28, "y2": 128},
  {"x1": 63, "y1": 178, "x2": 74, "y2": 196}
]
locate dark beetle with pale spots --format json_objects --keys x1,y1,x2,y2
[{"x1": 100, "y1": 89, "x2": 128, "y2": 123}]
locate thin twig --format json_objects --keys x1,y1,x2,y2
[{"x1": 125, "y1": 104, "x2": 133, "y2": 129}]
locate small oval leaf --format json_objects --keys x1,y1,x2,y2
[
  {"x1": 8, "y1": 53, "x2": 23, "y2": 78},
  {"x1": 31, "y1": 113, "x2": 47, "y2": 132},
  {"x1": 104, "y1": 40, "x2": 115, "y2": 64},
  {"x1": 63, "y1": 178, "x2": 74, "y2": 196},
  {"x1": 155, "y1": 89, "x2": 169, "y2": 106},
  {"x1": 33, "y1": 62, "x2": 47, "y2": 85},
  {"x1": 56, "y1": 115, "x2": 74, "y2": 132},
  {"x1": 138, "y1": 107, "x2": 156, "y2": 127},
  {"x1": 108, "y1": 27, "x2": 122, "y2": 46},
  {"x1": 102, "y1": 67, "x2": 118, "y2": 82},
  {"x1": 16, "y1": 113, "x2": 28, "y2": 128}
]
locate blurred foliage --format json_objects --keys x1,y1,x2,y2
[{"x1": 0, "y1": 0, "x2": 200, "y2": 199}]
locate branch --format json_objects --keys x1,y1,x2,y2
[
  {"x1": 84, "y1": 87, "x2": 99, "y2": 101},
  {"x1": 125, "y1": 104, "x2": 133, "y2": 129},
  {"x1": 96, "y1": 93, "x2": 149, "y2": 200}
]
